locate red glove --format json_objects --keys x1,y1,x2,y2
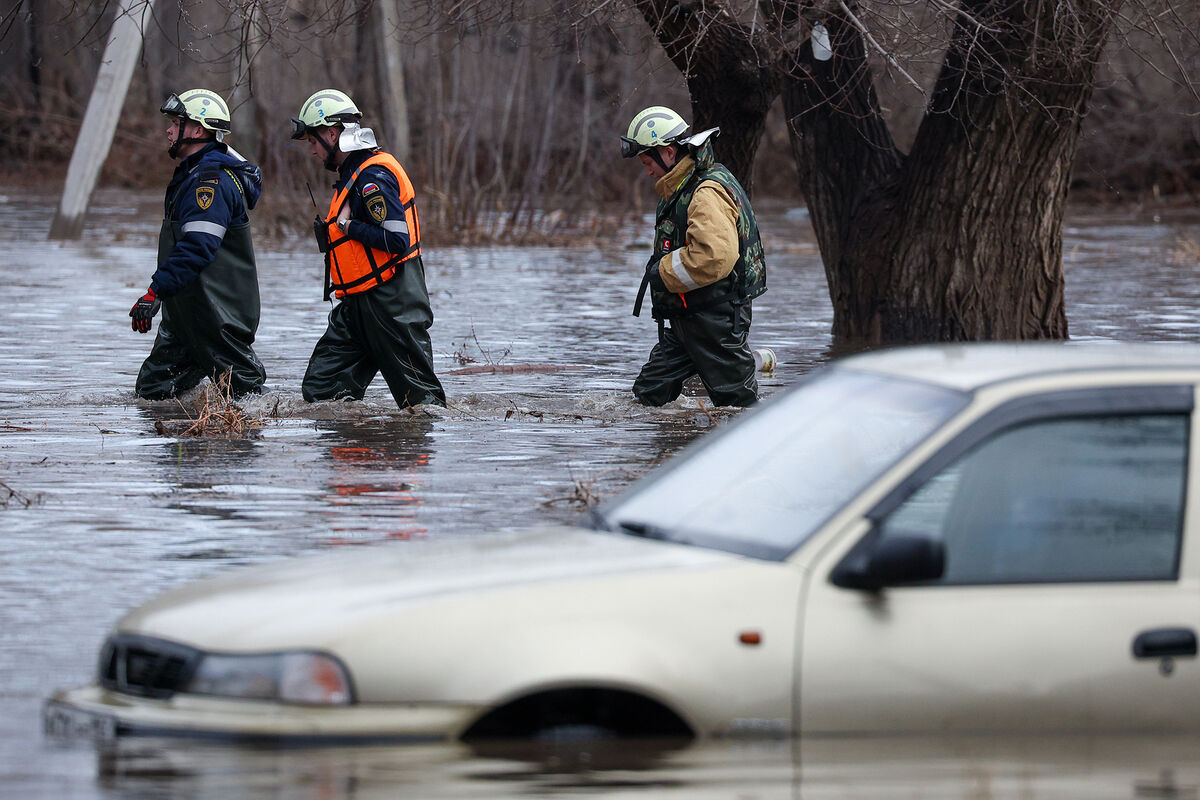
[{"x1": 129, "y1": 288, "x2": 161, "y2": 333}]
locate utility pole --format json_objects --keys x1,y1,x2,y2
[{"x1": 49, "y1": 0, "x2": 154, "y2": 240}]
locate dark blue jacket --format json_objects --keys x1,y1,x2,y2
[
  {"x1": 151, "y1": 143, "x2": 263, "y2": 296},
  {"x1": 334, "y1": 149, "x2": 411, "y2": 255}
]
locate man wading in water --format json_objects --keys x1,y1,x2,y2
[
  {"x1": 621, "y1": 106, "x2": 767, "y2": 407},
  {"x1": 130, "y1": 89, "x2": 266, "y2": 399},
  {"x1": 291, "y1": 89, "x2": 445, "y2": 409}
]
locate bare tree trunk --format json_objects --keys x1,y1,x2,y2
[
  {"x1": 780, "y1": 12, "x2": 903, "y2": 341},
  {"x1": 228, "y1": 0, "x2": 263, "y2": 163},
  {"x1": 375, "y1": 0, "x2": 411, "y2": 161},
  {"x1": 791, "y1": 0, "x2": 1115, "y2": 342},
  {"x1": 635, "y1": 0, "x2": 1118, "y2": 344},
  {"x1": 24, "y1": 0, "x2": 43, "y2": 107},
  {"x1": 49, "y1": 0, "x2": 154, "y2": 240}
]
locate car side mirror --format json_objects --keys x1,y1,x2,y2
[{"x1": 830, "y1": 530, "x2": 945, "y2": 591}]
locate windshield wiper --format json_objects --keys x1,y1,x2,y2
[{"x1": 615, "y1": 520, "x2": 675, "y2": 541}]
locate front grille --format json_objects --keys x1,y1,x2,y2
[{"x1": 99, "y1": 634, "x2": 202, "y2": 699}]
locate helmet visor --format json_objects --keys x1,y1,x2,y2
[
  {"x1": 160, "y1": 94, "x2": 186, "y2": 118},
  {"x1": 289, "y1": 117, "x2": 309, "y2": 140},
  {"x1": 620, "y1": 136, "x2": 649, "y2": 159}
]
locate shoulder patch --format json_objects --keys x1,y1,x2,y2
[
  {"x1": 367, "y1": 196, "x2": 387, "y2": 222},
  {"x1": 360, "y1": 182, "x2": 381, "y2": 196},
  {"x1": 195, "y1": 185, "x2": 215, "y2": 210}
]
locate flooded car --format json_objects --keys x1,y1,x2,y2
[{"x1": 45, "y1": 342, "x2": 1200, "y2": 741}]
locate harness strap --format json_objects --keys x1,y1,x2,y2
[
  {"x1": 639, "y1": 164, "x2": 706, "y2": 320},
  {"x1": 329, "y1": 242, "x2": 419, "y2": 293},
  {"x1": 651, "y1": 285, "x2": 742, "y2": 321},
  {"x1": 632, "y1": 266, "x2": 652, "y2": 317}
]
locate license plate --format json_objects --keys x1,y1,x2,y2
[{"x1": 43, "y1": 701, "x2": 118, "y2": 741}]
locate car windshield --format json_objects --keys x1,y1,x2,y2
[{"x1": 598, "y1": 369, "x2": 970, "y2": 560}]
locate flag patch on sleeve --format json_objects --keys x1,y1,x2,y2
[{"x1": 361, "y1": 182, "x2": 381, "y2": 196}]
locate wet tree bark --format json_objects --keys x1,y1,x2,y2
[
  {"x1": 780, "y1": 12, "x2": 903, "y2": 342},
  {"x1": 793, "y1": 0, "x2": 1106, "y2": 341},
  {"x1": 635, "y1": 0, "x2": 1120, "y2": 344},
  {"x1": 632, "y1": 0, "x2": 779, "y2": 193},
  {"x1": 25, "y1": 0, "x2": 43, "y2": 107}
]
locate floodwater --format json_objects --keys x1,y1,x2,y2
[{"x1": 2, "y1": 186, "x2": 1199, "y2": 798}]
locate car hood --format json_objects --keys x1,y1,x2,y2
[{"x1": 119, "y1": 526, "x2": 748, "y2": 649}]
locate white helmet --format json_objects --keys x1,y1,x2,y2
[
  {"x1": 160, "y1": 89, "x2": 231, "y2": 139},
  {"x1": 291, "y1": 89, "x2": 378, "y2": 169},
  {"x1": 620, "y1": 106, "x2": 689, "y2": 158},
  {"x1": 290, "y1": 89, "x2": 362, "y2": 139}
]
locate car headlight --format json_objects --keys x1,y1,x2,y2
[{"x1": 185, "y1": 651, "x2": 354, "y2": 706}]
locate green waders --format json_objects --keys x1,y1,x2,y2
[
  {"x1": 633, "y1": 304, "x2": 757, "y2": 407},
  {"x1": 633, "y1": 142, "x2": 765, "y2": 409},
  {"x1": 302, "y1": 255, "x2": 446, "y2": 408},
  {"x1": 136, "y1": 220, "x2": 266, "y2": 399}
]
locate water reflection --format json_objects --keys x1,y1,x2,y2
[
  {"x1": 152, "y1": 434, "x2": 264, "y2": 496},
  {"x1": 316, "y1": 417, "x2": 437, "y2": 544},
  {"x1": 5, "y1": 189, "x2": 1200, "y2": 798},
  {"x1": 84, "y1": 733, "x2": 1200, "y2": 799}
]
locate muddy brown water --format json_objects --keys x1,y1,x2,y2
[{"x1": 2, "y1": 186, "x2": 1199, "y2": 798}]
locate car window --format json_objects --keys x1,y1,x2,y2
[
  {"x1": 601, "y1": 370, "x2": 970, "y2": 560},
  {"x1": 878, "y1": 414, "x2": 1189, "y2": 583}
]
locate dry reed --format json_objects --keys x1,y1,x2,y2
[
  {"x1": 1171, "y1": 235, "x2": 1200, "y2": 266},
  {"x1": 154, "y1": 371, "x2": 263, "y2": 439}
]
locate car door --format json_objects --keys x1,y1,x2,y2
[{"x1": 798, "y1": 384, "x2": 1200, "y2": 734}]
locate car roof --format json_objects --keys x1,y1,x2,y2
[{"x1": 834, "y1": 341, "x2": 1200, "y2": 392}]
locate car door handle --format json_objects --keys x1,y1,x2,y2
[{"x1": 1132, "y1": 628, "x2": 1198, "y2": 659}]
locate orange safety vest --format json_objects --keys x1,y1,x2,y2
[{"x1": 323, "y1": 152, "x2": 422, "y2": 300}]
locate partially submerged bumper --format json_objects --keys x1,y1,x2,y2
[{"x1": 45, "y1": 684, "x2": 478, "y2": 743}]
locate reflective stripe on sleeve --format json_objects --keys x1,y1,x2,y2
[
  {"x1": 181, "y1": 221, "x2": 228, "y2": 239},
  {"x1": 665, "y1": 255, "x2": 702, "y2": 291},
  {"x1": 381, "y1": 220, "x2": 409, "y2": 234}
]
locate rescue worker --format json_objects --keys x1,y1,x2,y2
[
  {"x1": 621, "y1": 106, "x2": 767, "y2": 407},
  {"x1": 130, "y1": 88, "x2": 267, "y2": 399},
  {"x1": 290, "y1": 89, "x2": 445, "y2": 408}
]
